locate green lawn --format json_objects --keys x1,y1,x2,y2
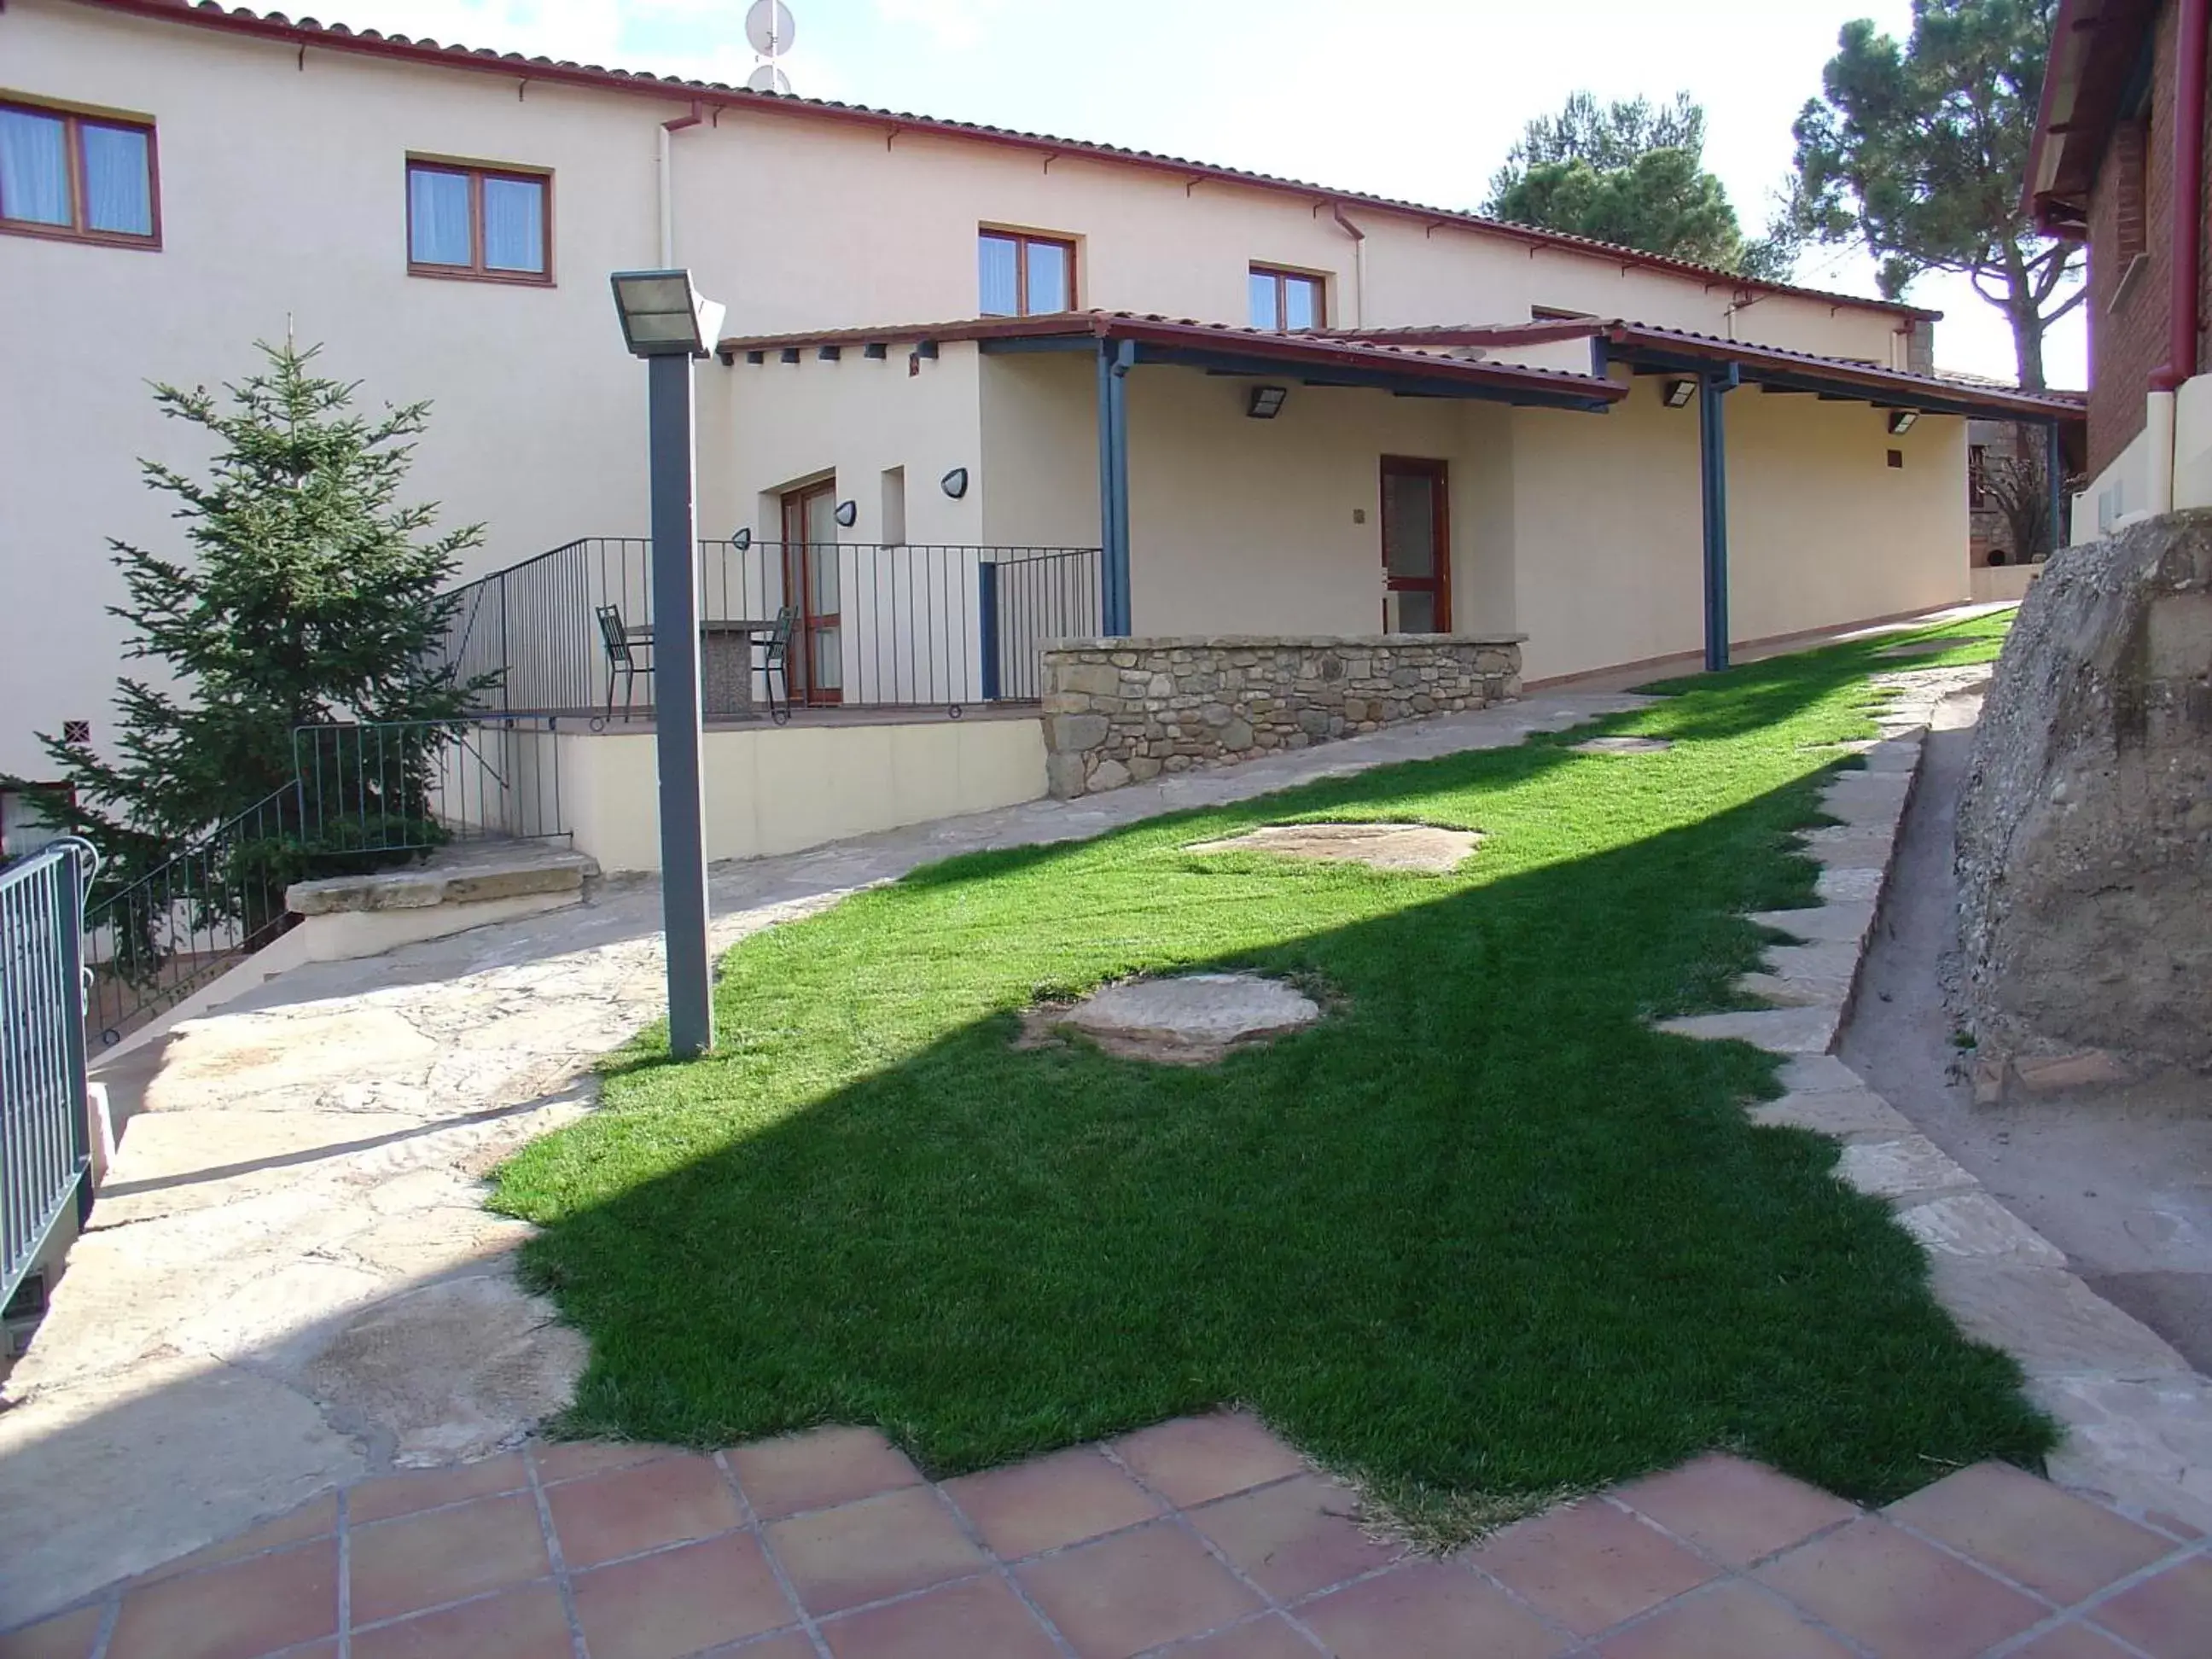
[{"x1": 492, "y1": 612, "x2": 2050, "y2": 1534}]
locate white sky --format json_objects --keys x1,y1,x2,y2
[{"x1": 307, "y1": 0, "x2": 2087, "y2": 387}]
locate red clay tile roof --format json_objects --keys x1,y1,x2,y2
[
  {"x1": 79, "y1": 0, "x2": 1940, "y2": 322},
  {"x1": 713, "y1": 311, "x2": 1627, "y2": 405}
]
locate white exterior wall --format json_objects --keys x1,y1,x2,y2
[{"x1": 4, "y1": 0, "x2": 1937, "y2": 783}]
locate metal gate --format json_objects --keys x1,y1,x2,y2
[{"x1": 1, "y1": 839, "x2": 96, "y2": 1309}]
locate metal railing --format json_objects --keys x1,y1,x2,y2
[
  {"x1": 3, "y1": 839, "x2": 96, "y2": 1308},
  {"x1": 291, "y1": 716, "x2": 568, "y2": 856},
  {"x1": 435, "y1": 538, "x2": 1103, "y2": 719},
  {"x1": 82, "y1": 788, "x2": 301, "y2": 1049}
]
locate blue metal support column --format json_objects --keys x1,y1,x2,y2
[
  {"x1": 2046, "y1": 420, "x2": 2068, "y2": 556},
  {"x1": 1698, "y1": 366, "x2": 1741, "y2": 672},
  {"x1": 647, "y1": 351, "x2": 713, "y2": 1058},
  {"x1": 1096, "y1": 338, "x2": 1136, "y2": 635}
]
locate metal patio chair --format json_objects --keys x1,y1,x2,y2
[
  {"x1": 596, "y1": 604, "x2": 654, "y2": 718},
  {"x1": 755, "y1": 603, "x2": 798, "y2": 724}
]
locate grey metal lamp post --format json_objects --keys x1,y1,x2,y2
[{"x1": 609, "y1": 269, "x2": 726, "y2": 1059}]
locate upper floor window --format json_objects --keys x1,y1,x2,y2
[
  {"x1": 0, "y1": 96, "x2": 158, "y2": 247},
  {"x1": 1249, "y1": 265, "x2": 1324, "y2": 331},
  {"x1": 407, "y1": 158, "x2": 550, "y2": 283},
  {"x1": 979, "y1": 229, "x2": 1074, "y2": 316}
]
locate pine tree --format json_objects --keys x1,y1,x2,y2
[{"x1": 10, "y1": 337, "x2": 492, "y2": 887}]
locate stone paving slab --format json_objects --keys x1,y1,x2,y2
[
  {"x1": 6, "y1": 1415, "x2": 2207, "y2": 1659},
  {"x1": 0, "y1": 692, "x2": 1650, "y2": 1631}
]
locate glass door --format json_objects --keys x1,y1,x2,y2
[
  {"x1": 779, "y1": 480, "x2": 843, "y2": 704},
  {"x1": 1379, "y1": 457, "x2": 1451, "y2": 633}
]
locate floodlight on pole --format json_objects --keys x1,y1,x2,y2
[{"x1": 609, "y1": 268, "x2": 724, "y2": 1058}]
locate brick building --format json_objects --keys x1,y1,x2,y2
[{"x1": 2029, "y1": 0, "x2": 2212, "y2": 533}]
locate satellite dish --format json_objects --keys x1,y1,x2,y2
[
  {"x1": 745, "y1": 0, "x2": 795, "y2": 57},
  {"x1": 746, "y1": 63, "x2": 792, "y2": 95}
]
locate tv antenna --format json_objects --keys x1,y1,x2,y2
[{"x1": 745, "y1": 0, "x2": 795, "y2": 95}]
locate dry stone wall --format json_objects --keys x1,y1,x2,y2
[{"x1": 1039, "y1": 634, "x2": 1523, "y2": 798}]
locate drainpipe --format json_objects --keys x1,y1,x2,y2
[
  {"x1": 1330, "y1": 203, "x2": 1367, "y2": 329},
  {"x1": 658, "y1": 102, "x2": 704, "y2": 265},
  {"x1": 2146, "y1": 0, "x2": 2208, "y2": 513}
]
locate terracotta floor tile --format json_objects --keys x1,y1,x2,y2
[
  {"x1": 1014, "y1": 1518, "x2": 1260, "y2": 1657},
  {"x1": 0, "y1": 1605, "x2": 102, "y2": 1659},
  {"x1": 531, "y1": 1439, "x2": 683, "y2": 1485},
  {"x1": 766, "y1": 1486, "x2": 985, "y2": 1615},
  {"x1": 348, "y1": 1492, "x2": 551, "y2": 1626},
  {"x1": 1110, "y1": 1413, "x2": 1306, "y2": 1509},
  {"x1": 108, "y1": 1538, "x2": 339, "y2": 1659},
  {"x1": 2143, "y1": 1510, "x2": 2203, "y2": 1542},
  {"x1": 943, "y1": 1445, "x2": 1162, "y2": 1560},
  {"x1": 1298, "y1": 1560, "x2": 1565, "y2": 1659},
  {"x1": 1885, "y1": 1463, "x2": 2175, "y2": 1605},
  {"x1": 726, "y1": 1427, "x2": 922, "y2": 1522},
  {"x1": 545, "y1": 1452, "x2": 745, "y2": 1569},
  {"x1": 2089, "y1": 1554, "x2": 2212, "y2": 1658},
  {"x1": 698, "y1": 1636, "x2": 817, "y2": 1659},
  {"x1": 1470, "y1": 1499, "x2": 1717, "y2": 1637},
  {"x1": 349, "y1": 1580, "x2": 572, "y2": 1659},
  {"x1": 1755, "y1": 1516, "x2": 2044, "y2": 1659},
  {"x1": 349, "y1": 1453, "x2": 530, "y2": 1525},
  {"x1": 1187, "y1": 1473, "x2": 1400, "y2": 1601},
  {"x1": 1592, "y1": 1580, "x2": 1855, "y2": 1658},
  {"x1": 820, "y1": 1575, "x2": 1059, "y2": 1658},
  {"x1": 1162, "y1": 1613, "x2": 1325, "y2": 1656},
  {"x1": 2010, "y1": 1623, "x2": 2142, "y2": 1658},
  {"x1": 136, "y1": 1495, "x2": 341, "y2": 1586},
  {"x1": 571, "y1": 1531, "x2": 796, "y2": 1659},
  {"x1": 1611, "y1": 1454, "x2": 1858, "y2": 1568}
]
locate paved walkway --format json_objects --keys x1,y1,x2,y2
[
  {"x1": 0, "y1": 693, "x2": 1646, "y2": 1628},
  {"x1": 3, "y1": 1413, "x2": 2206, "y2": 1658}
]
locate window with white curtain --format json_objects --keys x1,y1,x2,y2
[
  {"x1": 978, "y1": 229, "x2": 1076, "y2": 316},
  {"x1": 405, "y1": 158, "x2": 550, "y2": 282},
  {"x1": 0, "y1": 98, "x2": 157, "y2": 246}
]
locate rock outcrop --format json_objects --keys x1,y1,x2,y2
[{"x1": 1956, "y1": 510, "x2": 2212, "y2": 1066}]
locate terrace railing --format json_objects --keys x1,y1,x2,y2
[
  {"x1": 435, "y1": 538, "x2": 1103, "y2": 720},
  {"x1": 2, "y1": 839, "x2": 96, "y2": 1309}
]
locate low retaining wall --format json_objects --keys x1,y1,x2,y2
[{"x1": 1040, "y1": 634, "x2": 1523, "y2": 798}]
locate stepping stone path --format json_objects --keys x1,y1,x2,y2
[
  {"x1": 1570, "y1": 735, "x2": 1674, "y2": 754},
  {"x1": 1038, "y1": 972, "x2": 1322, "y2": 1065},
  {"x1": 1184, "y1": 821, "x2": 1479, "y2": 872}
]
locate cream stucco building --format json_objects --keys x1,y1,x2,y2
[{"x1": 1, "y1": 0, "x2": 2081, "y2": 865}]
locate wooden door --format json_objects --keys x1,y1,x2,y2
[
  {"x1": 779, "y1": 480, "x2": 842, "y2": 704},
  {"x1": 1379, "y1": 457, "x2": 1451, "y2": 633}
]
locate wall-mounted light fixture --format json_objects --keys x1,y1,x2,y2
[
  {"x1": 730, "y1": 527, "x2": 752, "y2": 550},
  {"x1": 940, "y1": 466, "x2": 969, "y2": 499},
  {"x1": 1662, "y1": 377, "x2": 1698, "y2": 409},
  {"x1": 1887, "y1": 409, "x2": 1919, "y2": 434},
  {"x1": 1247, "y1": 384, "x2": 1289, "y2": 420},
  {"x1": 834, "y1": 499, "x2": 858, "y2": 527}
]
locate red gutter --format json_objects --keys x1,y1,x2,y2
[
  {"x1": 2153, "y1": 0, "x2": 2209, "y2": 392},
  {"x1": 66, "y1": 0, "x2": 1939, "y2": 323}
]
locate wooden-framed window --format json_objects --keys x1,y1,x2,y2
[
  {"x1": 0, "y1": 96, "x2": 159, "y2": 248},
  {"x1": 978, "y1": 229, "x2": 1074, "y2": 316},
  {"x1": 406, "y1": 158, "x2": 551, "y2": 283},
  {"x1": 1968, "y1": 444, "x2": 1988, "y2": 509},
  {"x1": 1248, "y1": 265, "x2": 1324, "y2": 331}
]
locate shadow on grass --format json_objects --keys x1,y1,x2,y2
[{"x1": 496, "y1": 758, "x2": 2053, "y2": 1515}]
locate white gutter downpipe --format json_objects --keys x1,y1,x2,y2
[
  {"x1": 659, "y1": 102, "x2": 704, "y2": 265},
  {"x1": 1330, "y1": 203, "x2": 1368, "y2": 329}
]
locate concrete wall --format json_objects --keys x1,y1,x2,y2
[
  {"x1": 559, "y1": 715, "x2": 1046, "y2": 872},
  {"x1": 1507, "y1": 375, "x2": 1969, "y2": 683}
]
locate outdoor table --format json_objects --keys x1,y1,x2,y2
[{"x1": 698, "y1": 620, "x2": 777, "y2": 720}]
